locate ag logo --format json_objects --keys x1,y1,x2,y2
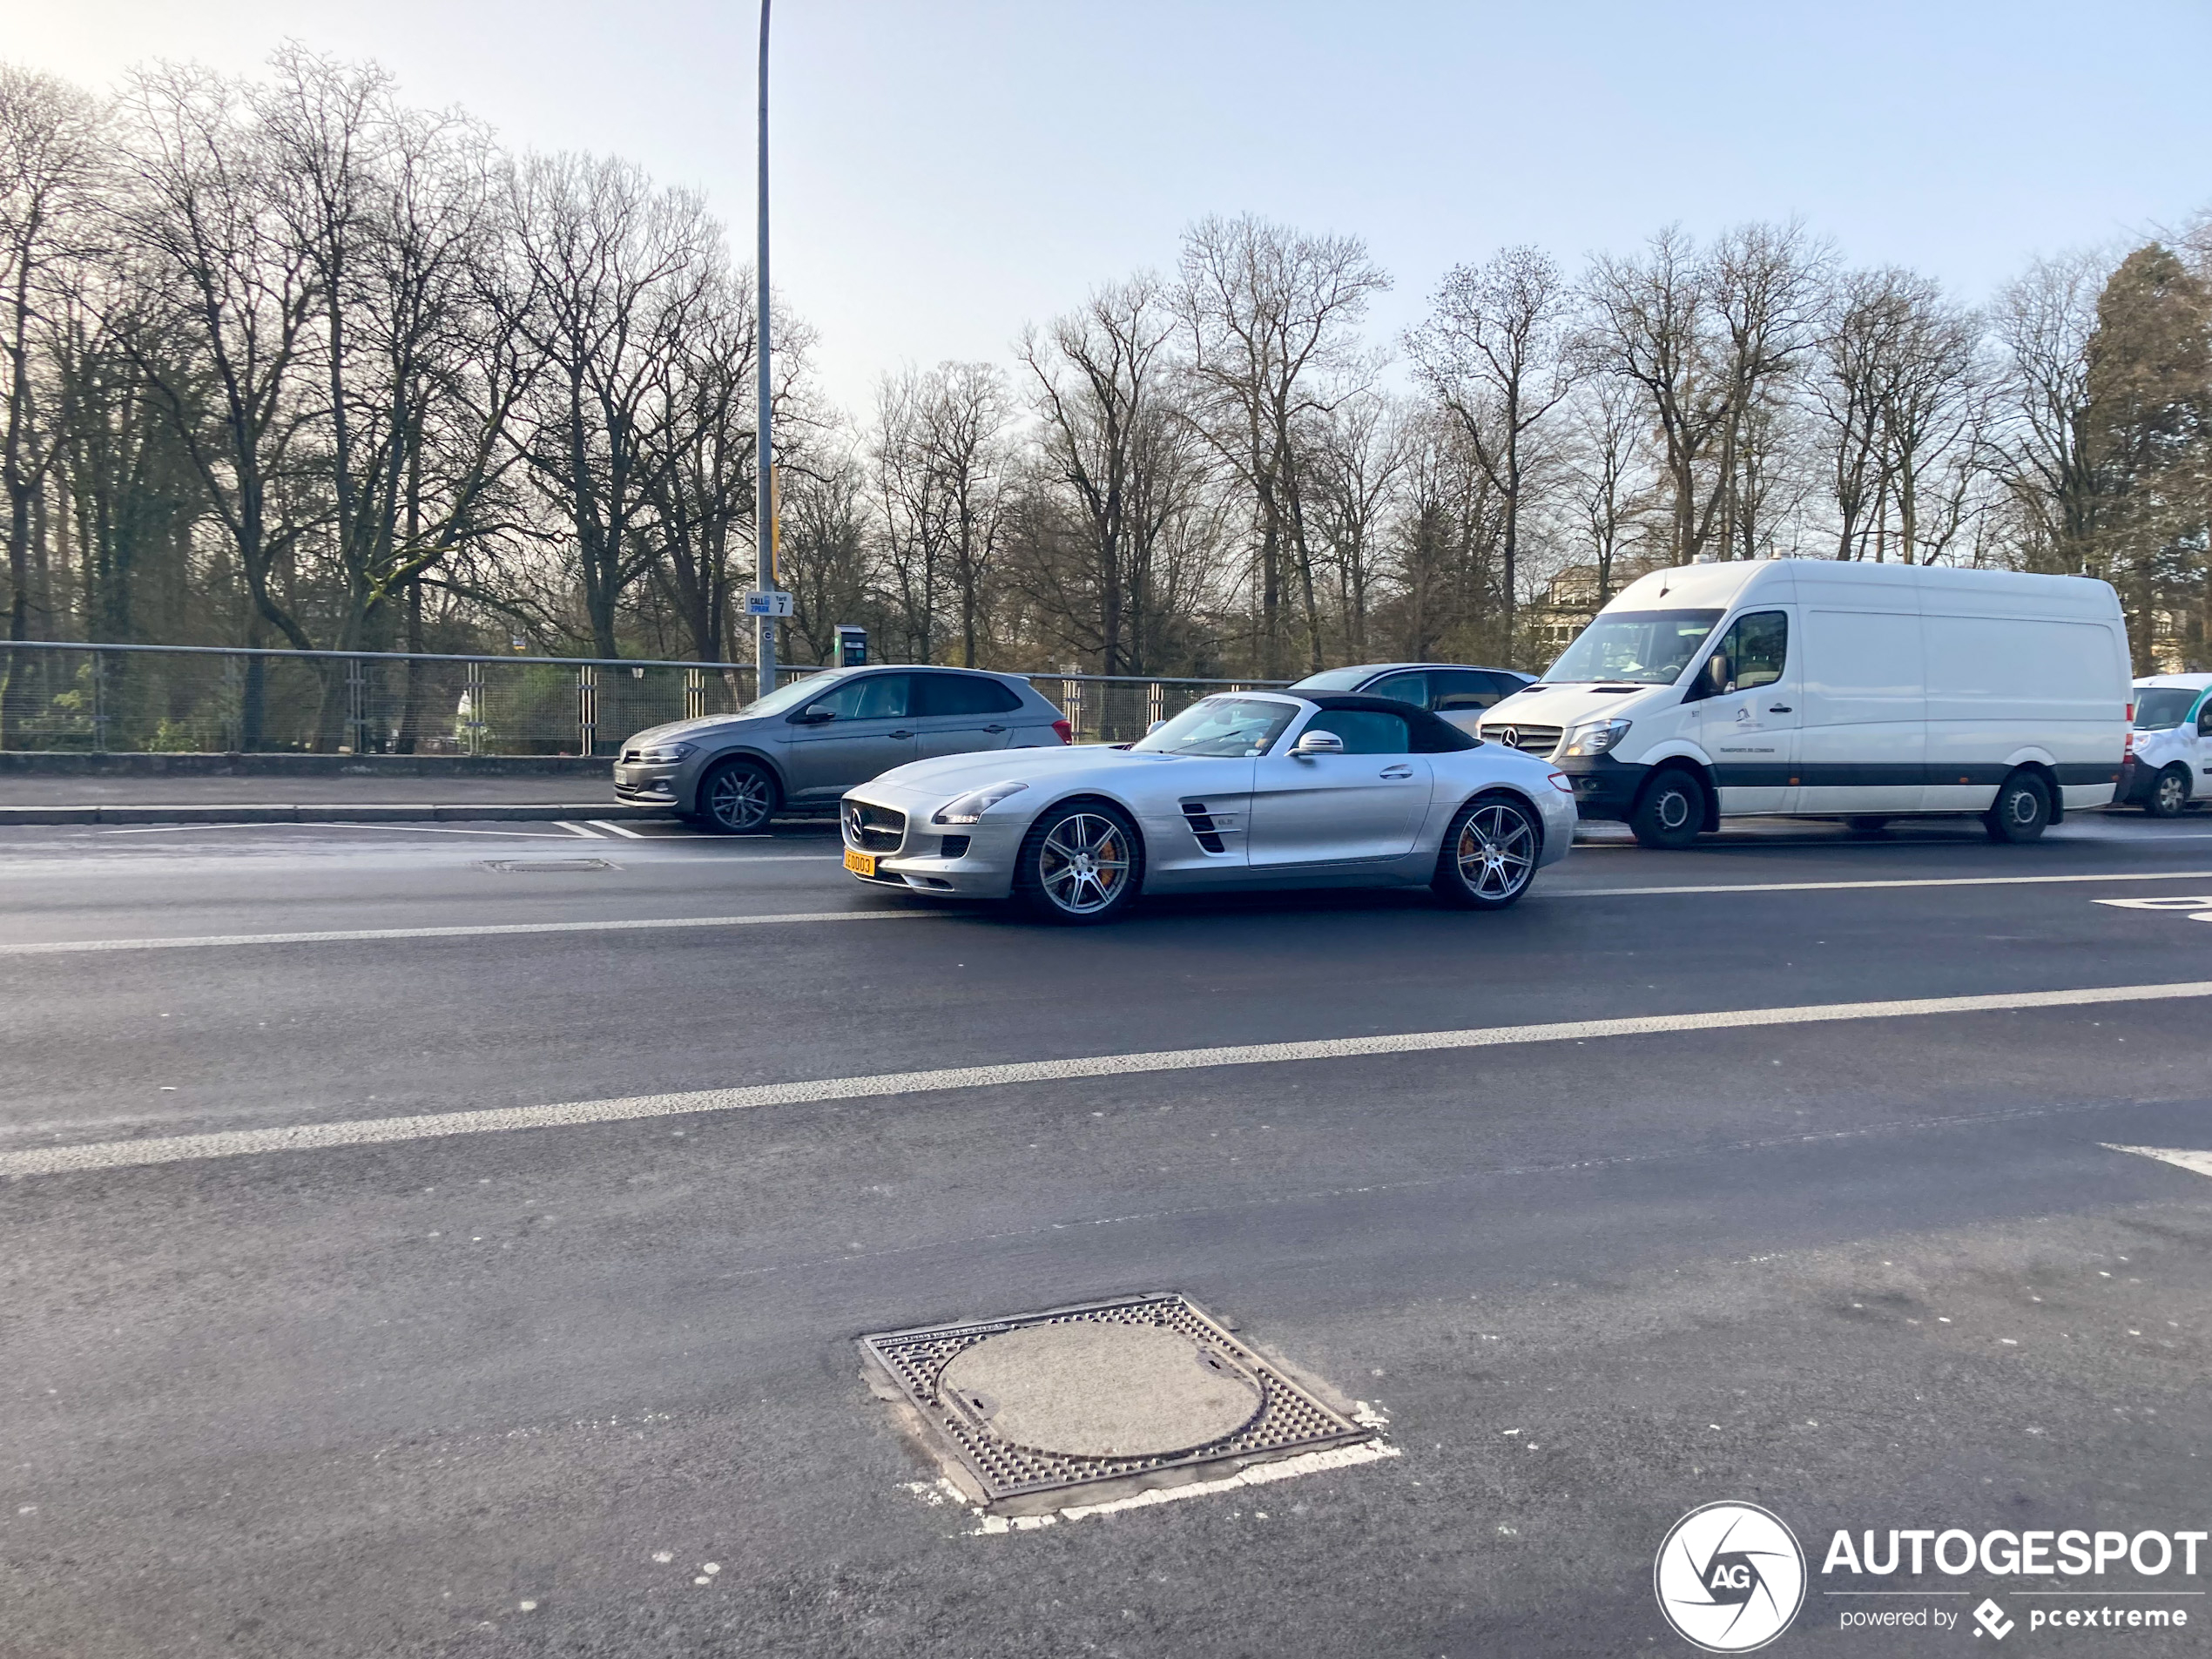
[{"x1": 1654, "y1": 1501, "x2": 1807, "y2": 1652}]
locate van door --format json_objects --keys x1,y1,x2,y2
[
  {"x1": 1688, "y1": 610, "x2": 1799, "y2": 814},
  {"x1": 1802, "y1": 609, "x2": 1926, "y2": 815}
]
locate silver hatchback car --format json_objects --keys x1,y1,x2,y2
[{"x1": 614, "y1": 666, "x2": 1070, "y2": 833}]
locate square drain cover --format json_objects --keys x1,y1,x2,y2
[{"x1": 860, "y1": 1292, "x2": 1371, "y2": 1511}]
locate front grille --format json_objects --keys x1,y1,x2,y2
[
  {"x1": 844, "y1": 800, "x2": 907, "y2": 853},
  {"x1": 1478, "y1": 722, "x2": 1563, "y2": 757}
]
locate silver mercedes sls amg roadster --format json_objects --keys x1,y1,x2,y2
[{"x1": 839, "y1": 690, "x2": 1577, "y2": 923}]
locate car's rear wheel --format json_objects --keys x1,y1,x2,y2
[
  {"x1": 1433, "y1": 792, "x2": 1542, "y2": 910},
  {"x1": 697, "y1": 759, "x2": 778, "y2": 833},
  {"x1": 2148, "y1": 765, "x2": 2190, "y2": 818},
  {"x1": 1630, "y1": 768, "x2": 1707, "y2": 849},
  {"x1": 1984, "y1": 770, "x2": 2051, "y2": 843},
  {"x1": 1015, "y1": 801, "x2": 1141, "y2": 924}
]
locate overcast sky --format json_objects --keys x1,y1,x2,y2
[{"x1": 11, "y1": 1, "x2": 2210, "y2": 414}]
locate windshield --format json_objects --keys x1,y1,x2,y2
[
  {"x1": 738, "y1": 670, "x2": 851, "y2": 719},
  {"x1": 1130, "y1": 695, "x2": 1300, "y2": 757},
  {"x1": 1287, "y1": 667, "x2": 1382, "y2": 691},
  {"x1": 1545, "y1": 610, "x2": 1725, "y2": 685},
  {"x1": 2134, "y1": 687, "x2": 2199, "y2": 730}
]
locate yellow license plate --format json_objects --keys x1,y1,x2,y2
[{"x1": 844, "y1": 847, "x2": 877, "y2": 877}]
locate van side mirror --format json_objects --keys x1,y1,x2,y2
[{"x1": 1687, "y1": 655, "x2": 1728, "y2": 702}]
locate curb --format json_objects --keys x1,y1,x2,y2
[{"x1": 0, "y1": 803, "x2": 682, "y2": 826}]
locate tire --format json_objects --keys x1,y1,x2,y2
[
  {"x1": 1629, "y1": 768, "x2": 1707, "y2": 850},
  {"x1": 697, "y1": 758, "x2": 779, "y2": 833},
  {"x1": 1984, "y1": 770, "x2": 2051, "y2": 843},
  {"x1": 1432, "y1": 792, "x2": 1543, "y2": 910},
  {"x1": 1014, "y1": 800, "x2": 1142, "y2": 924},
  {"x1": 2147, "y1": 765, "x2": 2190, "y2": 819},
  {"x1": 1845, "y1": 816, "x2": 1890, "y2": 836}
]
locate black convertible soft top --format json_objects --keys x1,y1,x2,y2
[{"x1": 1271, "y1": 691, "x2": 1480, "y2": 754}]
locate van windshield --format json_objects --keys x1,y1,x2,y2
[
  {"x1": 1545, "y1": 610, "x2": 1724, "y2": 685},
  {"x1": 2134, "y1": 688, "x2": 2199, "y2": 730}
]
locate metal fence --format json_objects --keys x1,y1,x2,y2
[{"x1": 0, "y1": 641, "x2": 1287, "y2": 756}]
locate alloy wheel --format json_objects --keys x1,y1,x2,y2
[
  {"x1": 707, "y1": 765, "x2": 773, "y2": 832},
  {"x1": 1455, "y1": 802, "x2": 1536, "y2": 900},
  {"x1": 1038, "y1": 813, "x2": 1131, "y2": 914}
]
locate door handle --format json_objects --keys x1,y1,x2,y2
[
  {"x1": 1767, "y1": 705, "x2": 1792, "y2": 713},
  {"x1": 890, "y1": 730, "x2": 913, "y2": 739},
  {"x1": 1380, "y1": 765, "x2": 1414, "y2": 779},
  {"x1": 982, "y1": 724, "x2": 1006, "y2": 733}
]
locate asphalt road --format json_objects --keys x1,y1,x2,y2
[{"x1": 4, "y1": 810, "x2": 2211, "y2": 1658}]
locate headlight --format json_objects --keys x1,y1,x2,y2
[
  {"x1": 1557, "y1": 719, "x2": 1631, "y2": 758},
  {"x1": 932, "y1": 781, "x2": 1028, "y2": 825},
  {"x1": 632, "y1": 742, "x2": 694, "y2": 765}
]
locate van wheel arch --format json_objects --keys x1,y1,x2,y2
[{"x1": 1629, "y1": 762, "x2": 1714, "y2": 848}]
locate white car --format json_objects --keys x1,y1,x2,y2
[
  {"x1": 839, "y1": 691, "x2": 1577, "y2": 923},
  {"x1": 2119, "y1": 673, "x2": 2212, "y2": 815}
]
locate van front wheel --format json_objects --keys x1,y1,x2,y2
[
  {"x1": 1630, "y1": 769, "x2": 1707, "y2": 850},
  {"x1": 1984, "y1": 771, "x2": 2051, "y2": 843}
]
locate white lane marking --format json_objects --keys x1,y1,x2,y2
[
  {"x1": 2104, "y1": 1144, "x2": 2212, "y2": 1180},
  {"x1": 556, "y1": 821, "x2": 604, "y2": 839},
  {"x1": 2094, "y1": 895, "x2": 2212, "y2": 921},
  {"x1": 0, "y1": 908, "x2": 927, "y2": 958},
  {"x1": 1554, "y1": 869, "x2": 2212, "y2": 899},
  {"x1": 9, "y1": 977, "x2": 2211, "y2": 1177},
  {"x1": 588, "y1": 819, "x2": 647, "y2": 839}
]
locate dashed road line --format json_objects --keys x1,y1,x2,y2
[
  {"x1": 8, "y1": 978, "x2": 2212, "y2": 1177},
  {"x1": 588, "y1": 819, "x2": 648, "y2": 839},
  {"x1": 555, "y1": 821, "x2": 606, "y2": 839}
]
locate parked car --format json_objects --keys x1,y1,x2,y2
[
  {"x1": 1287, "y1": 662, "x2": 1535, "y2": 724},
  {"x1": 2117, "y1": 673, "x2": 2212, "y2": 815},
  {"x1": 615, "y1": 667, "x2": 1070, "y2": 833},
  {"x1": 838, "y1": 690, "x2": 1576, "y2": 923},
  {"x1": 1478, "y1": 558, "x2": 2129, "y2": 848}
]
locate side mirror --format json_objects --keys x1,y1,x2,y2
[
  {"x1": 788, "y1": 706, "x2": 835, "y2": 725},
  {"x1": 1147, "y1": 719, "x2": 1167, "y2": 735},
  {"x1": 1291, "y1": 730, "x2": 1345, "y2": 758},
  {"x1": 1688, "y1": 656, "x2": 1726, "y2": 702}
]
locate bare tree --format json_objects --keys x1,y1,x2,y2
[
  {"x1": 1406, "y1": 246, "x2": 1575, "y2": 661},
  {"x1": 1988, "y1": 250, "x2": 2108, "y2": 574},
  {"x1": 1557, "y1": 374, "x2": 1649, "y2": 604},
  {"x1": 506, "y1": 150, "x2": 721, "y2": 658},
  {"x1": 1304, "y1": 388, "x2": 1408, "y2": 662},
  {"x1": 1176, "y1": 213, "x2": 1389, "y2": 675}
]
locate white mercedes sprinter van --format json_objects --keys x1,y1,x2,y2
[{"x1": 1478, "y1": 559, "x2": 2129, "y2": 847}]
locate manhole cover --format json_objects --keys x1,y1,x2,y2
[
  {"x1": 860, "y1": 1292, "x2": 1370, "y2": 1511},
  {"x1": 480, "y1": 858, "x2": 617, "y2": 873}
]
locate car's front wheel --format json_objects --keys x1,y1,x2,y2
[
  {"x1": 696, "y1": 759, "x2": 779, "y2": 833},
  {"x1": 1015, "y1": 800, "x2": 1142, "y2": 924},
  {"x1": 1433, "y1": 792, "x2": 1542, "y2": 910},
  {"x1": 2148, "y1": 765, "x2": 2190, "y2": 818}
]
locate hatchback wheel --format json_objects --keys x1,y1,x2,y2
[
  {"x1": 1433, "y1": 793, "x2": 1541, "y2": 910},
  {"x1": 2148, "y1": 765, "x2": 2190, "y2": 818},
  {"x1": 1015, "y1": 801, "x2": 1141, "y2": 924},
  {"x1": 698, "y1": 759, "x2": 778, "y2": 833}
]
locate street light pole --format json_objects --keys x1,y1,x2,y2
[{"x1": 753, "y1": 0, "x2": 777, "y2": 702}]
